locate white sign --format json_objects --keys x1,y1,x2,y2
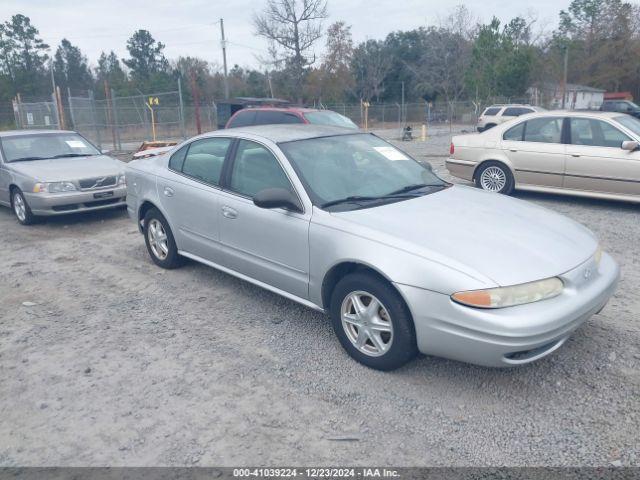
[
  {"x1": 65, "y1": 140, "x2": 86, "y2": 149},
  {"x1": 26, "y1": 112, "x2": 34, "y2": 125},
  {"x1": 374, "y1": 146, "x2": 409, "y2": 161},
  {"x1": 44, "y1": 115, "x2": 50, "y2": 126}
]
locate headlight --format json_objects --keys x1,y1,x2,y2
[
  {"x1": 117, "y1": 174, "x2": 126, "y2": 186},
  {"x1": 451, "y1": 277, "x2": 564, "y2": 309},
  {"x1": 33, "y1": 181, "x2": 77, "y2": 193}
]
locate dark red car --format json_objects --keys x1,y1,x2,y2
[{"x1": 225, "y1": 107, "x2": 358, "y2": 129}]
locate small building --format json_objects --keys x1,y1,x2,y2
[{"x1": 528, "y1": 83, "x2": 605, "y2": 110}]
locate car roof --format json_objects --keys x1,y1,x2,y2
[
  {"x1": 236, "y1": 106, "x2": 328, "y2": 114},
  {"x1": 0, "y1": 129, "x2": 76, "y2": 138},
  {"x1": 522, "y1": 110, "x2": 624, "y2": 119},
  {"x1": 204, "y1": 124, "x2": 361, "y2": 143}
]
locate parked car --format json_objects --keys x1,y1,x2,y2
[
  {"x1": 126, "y1": 125, "x2": 618, "y2": 370},
  {"x1": 477, "y1": 104, "x2": 545, "y2": 132},
  {"x1": 600, "y1": 100, "x2": 640, "y2": 119},
  {"x1": 132, "y1": 140, "x2": 178, "y2": 160},
  {"x1": 448, "y1": 110, "x2": 640, "y2": 203},
  {"x1": 0, "y1": 130, "x2": 126, "y2": 225},
  {"x1": 226, "y1": 107, "x2": 358, "y2": 130}
]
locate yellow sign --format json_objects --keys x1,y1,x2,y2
[{"x1": 147, "y1": 96, "x2": 159, "y2": 106}]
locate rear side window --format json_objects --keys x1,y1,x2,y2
[
  {"x1": 180, "y1": 137, "x2": 232, "y2": 185},
  {"x1": 227, "y1": 111, "x2": 256, "y2": 128},
  {"x1": 523, "y1": 118, "x2": 564, "y2": 143},
  {"x1": 483, "y1": 107, "x2": 501, "y2": 116},
  {"x1": 503, "y1": 107, "x2": 533, "y2": 117},
  {"x1": 503, "y1": 122, "x2": 525, "y2": 141},
  {"x1": 254, "y1": 111, "x2": 303, "y2": 125},
  {"x1": 168, "y1": 145, "x2": 188, "y2": 171}
]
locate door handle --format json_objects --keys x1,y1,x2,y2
[
  {"x1": 571, "y1": 154, "x2": 581, "y2": 157},
  {"x1": 163, "y1": 186, "x2": 174, "y2": 197},
  {"x1": 221, "y1": 205, "x2": 238, "y2": 219},
  {"x1": 509, "y1": 149, "x2": 518, "y2": 152}
]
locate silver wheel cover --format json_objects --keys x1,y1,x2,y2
[
  {"x1": 148, "y1": 219, "x2": 169, "y2": 260},
  {"x1": 341, "y1": 291, "x2": 393, "y2": 357}
]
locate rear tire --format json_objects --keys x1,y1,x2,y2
[
  {"x1": 330, "y1": 272, "x2": 418, "y2": 371},
  {"x1": 475, "y1": 161, "x2": 514, "y2": 195},
  {"x1": 143, "y1": 207, "x2": 182, "y2": 269},
  {"x1": 11, "y1": 188, "x2": 37, "y2": 225}
]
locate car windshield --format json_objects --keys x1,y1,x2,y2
[
  {"x1": 615, "y1": 115, "x2": 640, "y2": 137},
  {"x1": 303, "y1": 111, "x2": 358, "y2": 129},
  {"x1": 279, "y1": 133, "x2": 447, "y2": 211},
  {"x1": 1, "y1": 132, "x2": 99, "y2": 162}
]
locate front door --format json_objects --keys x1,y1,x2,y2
[
  {"x1": 501, "y1": 116, "x2": 566, "y2": 188},
  {"x1": 158, "y1": 137, "x2": 232, "y2": 263},
  {"x1": 565, "y1": 117, "x2": 640, "y2": 196},
  {"x1": 217, "y1": 139, "x2": 310, "y2": 299}
]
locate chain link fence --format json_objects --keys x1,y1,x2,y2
[{"x1": 6, "y1": 92, "x2": 535, "y2": 150}]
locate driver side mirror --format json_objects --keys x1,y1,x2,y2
[
  {"x1": 621, "y1": 140, "x2": 639, "y2": 151},
  {"x1": 101, "y1": 148, "x2": 111, "y2": 154},
  {"x1": 253, "y1": 188, "x2": 303, "y2": 213}
]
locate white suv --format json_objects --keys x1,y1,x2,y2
[{"x1": 477, "y1": 105, "x2": 545, "y2": 132}]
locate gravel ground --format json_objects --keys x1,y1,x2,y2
[{"x1": 0, "y1": 127, "x2": 639, "y2": 467}]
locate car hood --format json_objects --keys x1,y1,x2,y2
[
  {"x1": 332, "y1": 185, "x2": 598, "y2": 287},
  {"x1": 8, "y1": 155, "x2": 125, "y2": 181}
]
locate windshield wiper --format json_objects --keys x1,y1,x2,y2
[
  {"x1": 9, "y1": 156, "x2": 49, "y2": 162},
  {"x1": 386, "y1": 183, "x2": 444, "y2": 195},
  {"x1": 50, "y1": 153, "x2": 95, "y2": 159}
]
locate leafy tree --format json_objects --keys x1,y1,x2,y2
[
  {"x1": 123, "y1": 30, "x2": 170, "y2": 85},
  {"x1": 53, "y1": 39, "x2": 93, "y2": 95}
]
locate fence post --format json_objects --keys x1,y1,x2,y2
[
  {"x1": 67, "y1": 87, "x2": 77, "y2": 130},
  {"x1": 178, "y1": 77, "x2": 186, "y2": 140},
  {"x1": 51, "y1": 92, "x2": 61, "y2": 129},
  {"x1": 111, "y1": 88, "x2": 121, "y2": 150},
  {"x1": 89, "y1": 90, "x2": 102, "y2": 150}
]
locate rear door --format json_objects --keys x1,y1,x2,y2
[
  {"x1": 565, "y1": 117, "x2": 640, "y2": 196},
  {"x1": 158, "y1": 137, "x2": 232, "y2": 262},
  {"x1": 501, "y1": 116, "x2": 566, "y2": 187},
  {"x1": 216, "y1": 138, "x2": 310, "y2": 299}
]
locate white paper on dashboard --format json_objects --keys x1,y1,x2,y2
[
  {"x1": 374, "y1": 146, "x2": 409, "y2": 161},
  {"x1": 65, "y1": 140, "x2": 86, "y2": 148}
]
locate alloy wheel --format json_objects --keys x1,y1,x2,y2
[
  {"x1": 480, "y1": 166, "x2": 507, "y2": 192},
  {"x1": 148, "y1": 219, "x2": 169, "y2": 260},
  {"x1": 13, "y1": 192, "x2": 26, "y2": 222},
  {"x1": 340, "y1": 291, "x2": 394, "y2": 357}
]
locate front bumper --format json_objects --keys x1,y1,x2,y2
[
  {"x1": 24, "y1": 186, "x2": 127, "y2": 216},
  {"x1": 395, "y1": 252, "x2": 620, "y2": 367}
]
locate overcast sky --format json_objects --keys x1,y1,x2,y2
[{"x1": 0, "y1": 0, "x2": 568, "y2": 70}]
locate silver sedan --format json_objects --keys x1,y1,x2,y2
[
  {"x1": 126, "y1": 125, "x2": 619, "y2": 370},
  {"x1": 0, "y1": 130, "x2": 126, "y2": 225}
]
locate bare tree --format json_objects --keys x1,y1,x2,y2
[
  {"x1": 351, "y1": 39, "x2": 392, "y2": 102},
  {"x1": 254, "y1": 0, "x2": 328, "y2": 103}
]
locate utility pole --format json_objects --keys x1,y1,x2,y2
[
  {"x1": 561, "y1": 46, "x2": 569, "y2": 109},
  {"x1": 220, "y1": 18, "x2": 230, "y2": 99}
]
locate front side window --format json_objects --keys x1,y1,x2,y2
[
  {"x1": 615, "y1": 115, "x2": 640, "y2": 137},
  {"x1": 502, "y1": 107, "x2": 523, "y2": 117},
  {"x1": 279, "y1": 133, "x2": 446, "y2": 210},
  {"x1": 180, "y1": 137, "x2": 231, "y2": 185},
  {"x1": 229, "y1": 140, "x2": 293, "y2": 197},
  {"x1": 1, "y1": 133, "x2": 99, "y2": 162},
  {"x1": 570, "y1": 118, "x2": 631, "y2": 148},
  {"x1": 523, "y1": 117, "x2": 564, "y2": 144}
]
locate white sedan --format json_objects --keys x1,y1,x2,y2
[{"x1": 447, "y1": 110, "x2": 640, "y2": 203}]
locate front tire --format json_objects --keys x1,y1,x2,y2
[
  {"x1": 143, "y1": 208, "x2": 182, "y2": 269},
  {"x1": 11, "y1": 188, "x2": 37, "y2": 225},
  {"x1": 330, "y1": 272, "x2": 418, "y2": 371},
  {"x1": 475, "y1": 161, "x2": 514, "y2": 195}
]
